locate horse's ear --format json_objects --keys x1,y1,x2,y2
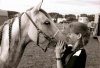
[
  {"x1": 36, "y1": 0, "x2": 43, "y2": 10},
  {"x1": 33, "y1": 0, "x2": 43, "y2": 14}
]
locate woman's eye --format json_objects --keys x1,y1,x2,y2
[{"x1": 44, "y1": 21, "x2": 50, "y2": 25}]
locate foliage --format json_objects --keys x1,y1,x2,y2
[
  {"x1": 65, "y1": 14, "x2": 76, "y2": 22},
  {"x1": 48, "y1": 12, "x2": 63, "y2": 18},
  {"x1": 87, "y1": 15, "x2": 95, "y2": 22},
  {"x1": 80, "y1": 14, "x2": 88, "y2": 17}
]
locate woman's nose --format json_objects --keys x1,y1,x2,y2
[{"x1": 66, "y1": 34, "x2": 70, "y2": 42}]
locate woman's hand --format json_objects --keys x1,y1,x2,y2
[{"x1": 55, "y1": 40, "x2": 66, "y2": 58}]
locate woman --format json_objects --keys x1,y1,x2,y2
[{"x1": 55, "y1": 22, "x2": 90, "y2": 68}]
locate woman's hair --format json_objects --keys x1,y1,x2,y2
[{"x1": 69, "y1": 22, "x2": 90, "y2": 46}]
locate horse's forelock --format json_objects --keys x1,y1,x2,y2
[{"x1": 39, "y1": 9, "x2": 50, "y2": 18}]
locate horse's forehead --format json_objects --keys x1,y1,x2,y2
[
  {"x1": 33, "y1": 12, "x2": 50, "y2": 23},
  {"x1": 39, "y1": 11, "x2": 49, "y2": 19}
]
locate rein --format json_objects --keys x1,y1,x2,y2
[{"x1": 25, "y1": 12, "x2": 59, "y2": 52}]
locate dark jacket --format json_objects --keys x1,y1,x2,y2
[{"x1": 61, "y1": 47, "x2": 87, "y2": 68}]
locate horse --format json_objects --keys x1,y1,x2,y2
[{"x1": 0, "y1": 0, "x2": 67, "y2": 68}]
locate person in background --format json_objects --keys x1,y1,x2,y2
[{"x1": 55, "y1": 22, "x2": 90, "y2": 68}]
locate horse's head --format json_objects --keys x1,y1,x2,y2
[{"x1": 26, "y1": 0, "x2": 67, "y2": 48}]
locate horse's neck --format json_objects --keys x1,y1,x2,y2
[
  {"x1": 21, "y1": 13, "x2": 30, "y2": 30},
  {"x1": 0, "y1": 14, "x2": 31, "y2": 68},
  {"x1": 0, "y1": 13, "x2": 30, "y2": 68}
]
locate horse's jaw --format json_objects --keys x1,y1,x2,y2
[{"x1": 34, "y1": 34, "x2": 57, "y2": 51}]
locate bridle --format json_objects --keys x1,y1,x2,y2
[{"x1": 25, "y1": 12, "x2": 59, "y2": 52}]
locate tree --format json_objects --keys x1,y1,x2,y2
[
  {"x1": 49, "y1": 12, "x2": 64, "y2": 23},
  {"x1": 88, "y1": 14, "x2": 95, "y2": 22},
  {"x1": 48, "y1": 12, "x2": 63, "y2": 18},
  {"x1": 65, "y1": 14, "x2": 76, "y2": 22},
  {"x1": 48, "y1": 12, "x2": 58, "y2": 18},
  {"x1": 80, "y1": 14, "x2": 87, "y2": 17}
]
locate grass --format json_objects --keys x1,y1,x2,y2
[{"x1": 17, "y1": 23, "x2": 100, "y2": 68}]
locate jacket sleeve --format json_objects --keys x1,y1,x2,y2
[{"x1": 64, "y1": 49, "x2": 87, "y2": 68}]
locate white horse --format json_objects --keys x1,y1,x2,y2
[{"x1": 0, "y1": 0, "x2": 67, "y2": 68}]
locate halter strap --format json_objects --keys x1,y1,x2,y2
[
  {"x1": 25, "y1": 12, "x2": 51, "y2": 52},
  {"x1": 53, "y1": 30, "x2": 59, "y2": 38},
  {"x1": 25, "y1": 12, "x2": 40, "y2": 32},
  {"x1": 25, "y1": 12, "x2": 59, "y2": 52}
]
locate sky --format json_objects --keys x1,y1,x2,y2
[{"x1": 0, "y1": 0, "x2": 100, "y2": 15}]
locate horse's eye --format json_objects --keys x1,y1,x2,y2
[{"x1": 44, "y1": 21, "x2": 50, "y2": 25}]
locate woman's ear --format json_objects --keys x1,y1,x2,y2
[{"x1": 77, "y1": 33, "x2": 82, "y2": 40}]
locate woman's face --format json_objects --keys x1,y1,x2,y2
[{"x1": 67, "y1": 30, "x2": 81, "y2": 45}]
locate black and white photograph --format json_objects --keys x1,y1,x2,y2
[{"x1": 0, "y1": 0, "x2": 100, "y2": 68}]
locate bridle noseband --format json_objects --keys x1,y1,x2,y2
[{"x1": 25, "y1": 12, "x2": 59, "y2": 52}]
